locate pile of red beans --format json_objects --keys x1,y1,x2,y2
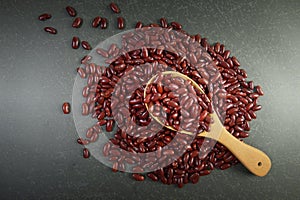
[{"x1": 45, "y1": 2, "x2": 263, "y2": 188}]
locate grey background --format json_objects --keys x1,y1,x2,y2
[{"x1": 0, "y1": 0, "x2": 299, "y2": 199}]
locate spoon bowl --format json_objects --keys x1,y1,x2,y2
[{"x1": 144, "y1": 71, "x2": 271, "y2": 177}]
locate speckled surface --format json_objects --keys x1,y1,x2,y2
[{"x1": 0, "y1": 0, "x2": 300, "y2": 199}]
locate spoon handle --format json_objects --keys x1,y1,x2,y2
[{"x1": 217, "y1": 128, "x2": 271, "y2": 177}]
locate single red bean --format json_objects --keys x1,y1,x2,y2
[
  {"x1": 66, "y1": 6, "x2": 77, "y2": 17},
  {"x1": 72, "y1": 36, "x2": 80, "y2": 49},
  {"x1": 83, "y1": 148, "x2": 90, "y2": 158},
  {"x1": 81, "y1": 55, "x2": 92, "y2": 64},
  {"x1": 132, "y1": 173, "x2": 145, "y2": 181},
  {"x1": 81, "y1": 41, "x2": 91, "y2": 50},
  {"x1": 232, "y1": 56, "x2": 240, "y2": 66},
  {"x1": 77, "y1": 67, "x2": 86, "y2": 78},
  {"x1": 112, "y1": 162, "x2": 118, "y2": 172},
  {"x1": 110, "y1": 2, "x2": 120, "y2": 13},
  {"x1": 72, "y1": 17, "x2": 83, "y2": 28},
  {"x1": 160, "y1": 18, "x2": 168, "y2": 28},
  {"x1": 147, "y1": 173, "x2": 158, "y2": 181},
  {"x1": 135, "y1": 21, "x2": 143, "y2": 28},
  {"x1": 117, "y1": 17, "x2": 125, "y2": 29},
  {"x1": 82, "y1": 103, "x2": 89, "y2": 115},
  {"x1": 92, "y1": 16, "x2": 101, "y2": 28},
  {"x1": 96, "y1": 48, "x2": 109, "y2": 58},
  {"x1": 100, "y1": 18, "x2": 108, "y2": 29},
  {"x1": 220, "y1": 163, "x2": 231, "y2": 170},
  {"x1": 171, "y1": 21, "x2": 182, "y2": 30},
  {"x1": 38, "y1": 13, "x2": 51, "y2": 21},
  {"x1": 199, "y1": 170, "x2": 211, "y2": 176},
  {"x1": 256, "y1": 86, "x2": 264, "y2": 96},
  {"x1": 62, "y1": 102, "x2": 71, "y2": 114},
  {"x1": 106, "y1": 119, "x2": 114, "y2": 132},
  {"x1": 44, "y1": 27, "x2": 57, "y2": 34},
  {"x1": 189, "y1": 173, "x2": 200, "y2": 184}
]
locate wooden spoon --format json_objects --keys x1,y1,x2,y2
[{"x1": 144, "y1": 71, "x2": 271, "y2": 177}]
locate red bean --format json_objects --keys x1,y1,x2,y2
[
  {"x1": 110, "y1": 2, "x2": 120, "y2": 13},
  {"x1": 82, "y1": 103, "x2": 89, "y2": 115},
  {"x1": 81, "y1": 41, "x2": 91, "y2": 50},
  {"x1": 66, "y1": 6, "x2": 76, "y2": 17},
  {"x1": 135, "y1": 21, "x2": 143, "y2": 28},
  {"x1": 38, "y1": 13, "x2": 51, "y2": 21},
  {"x1": 100, "y1": 18, "x2": 108, "y2": 29},
  {"x1": 189, "y1": 173, "x2": 200, "y2": 184},
  {"x1": 81, "y1": 55, "x2": 92, "y2": 64},
  {"x1": 132, "y1": 173, "x2": 144, "y2": 181},
  {"x1": 77, "y1": 67, "x2": 86, "y2": 78},
  {"x1": 62, "y1": 102, "x2": 71, "y2": 114},
  {"x1": 96, "y1": 48, "x2": 109, "y2": 58},
  {"x1": 160, "y1": 18, "x2": 168, "y2": 28},
  {"x1": 220, "y1": 163, "x2": 231, "y2": 170},
  {"x1": 232, "y1": 56, "x2": 240, "y2": 66},
  {"x1": 44, "y1": 27, "x2": 57, "y2": 34},
  {"x1": 83, "y1": 148, "x2": 90, "y2": 158},
  {"x1": 199, "y1": 170, "x2": 211, "y2": 176},
  {"x1": 72, "y1": 36, "x2": 80, "y2": 49},
  {"x1": 256, "y1": 85, "x2": 264, "y2": 96},
  {"x1": 171, "y1": 21, "x2": 182, "y2": 30},
  {"x1": 72, "y1": 17, "x2": 83, "y2": 28},
  {"x1": 92, "y1": 16, "x2": 101, "y2": 28},
  {"x1": 106, "y1": 119, "x2": 114, "y2": 132},
  {"x1": 147, "y1": 173, "x2": 158, "y2": 181},
  {"x1": 117, "y1": 17, "x2": 125, "y2": 29}
]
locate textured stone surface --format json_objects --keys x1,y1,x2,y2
[{"x1": 0, "y1": 0, "x2": 299, "y2": 199}]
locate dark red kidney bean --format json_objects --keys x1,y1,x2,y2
[
  {"x1": 220, "y1": 163, "x2": 231, "y2": 170},
  {"x1": 106, "y1": 119, "x2": 114, "y2": 132},
  {"x1": 248, "y1": 110, "x2": 257, "y2": 119},
  {"x1": 132, "y1": 173, "x2": 144, "y2": 181},
  {"x1": 223, "y1": 50, "x2": 231, "y2": 59},
  {"x1": 117, "y1": 17, "x2": 125, "y2": 29},
  {"x1": 92, "y1": 16, "x2": 101, "y2": 28},
  {"x1": 44, "y1": 27, "x2": 57, "y2": 34},
  {"x1": 62, "y1": 102, "x2": 71, "y2": 114},
  {"x1": 252, "y1": 105, "x2": 262, "y2": 111},
  {"x1": 199, "y1": 170, "x2": 210, "y2": 176},
  {"x1": 100, "y1": 18, "x2": 108, "y2": 29},
  {"x1": 81, "y1": 41, "x2": 91, "y2": 50},
  {"x1": 239, "y1": 132, "x2": 249, "y2": 138},
  {"x1": 83, "y1": 148, "x2": 90, "y2": 158},
  {"x1": 77, "y1": 67, "x2": 86, "y2": 78},
  {"x1": 135, "y1": 21, "x2": 143, "y2": 28},
  {"x1": 81, "y1": 55, "x2": 92, "y2": 64},
  {"x1": 72, "y1": 36, "x2": 80, "y2": 49},
  {"x1": 256, "y1": 86, "x2": 264, "y2": 96},
  {"x1": 132, "y1": 166, "x2": 144, "y2": 173},
  {"x1": 72, "y1": 17, "x2": 83, "y2": 28},
  {"x1": 147, "y1": 173, "x2": 158, "y2": 181},
  {"x1": 66, "y1": 6, "x2": 77, "y2": 17},
  {"x1": 38, "y1": 13, "x2": 51, "y2": 21},
  {"x1": 77, "y1": 138, "x2": 84, "y2": 145},
  {"x1": 110, "y1": 2, "x2": 120, "y2": 13},
  {"x1": 232, "y1": 56, "x2": 240, "y2": 66},
  {"x1": 189, "y1": 173, "x2": 200, "y2": 184},
  {"x1": 112, "y1": 162, "x2": 118, "y2": 172},
  {"x1": 102, "y1": 143, "x2": 111, "y2": 156},
  {"x1": 82, "y1": 103, "x2": 89, "y2": 115},
  {"x1": 171, "y1": 22, "x2": 182, "y2": 30},
  {"x1": 214, "y1": 42, "x2": 220, "y2": 53},
  {"x1": 96, "y1": 48, "x2": 109, "y2": 58},
  {"x1": 160, "y1": 18, "x2": 167, "y2": 28}
]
